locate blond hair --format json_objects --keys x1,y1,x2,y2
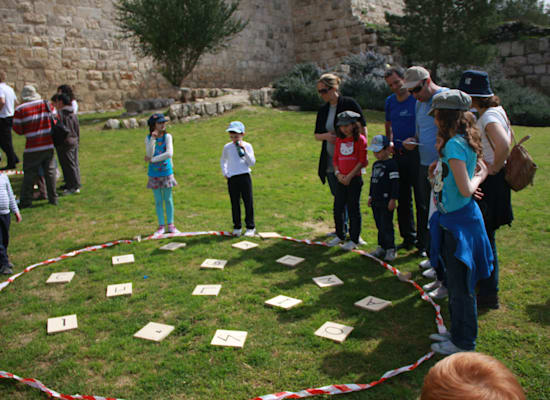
[
  {"x1": 421, "y1": 352, "x2": 525, "y2": 400},
  {"x1": 318, "y1": 73, "x2": 341, "y2": 89}
]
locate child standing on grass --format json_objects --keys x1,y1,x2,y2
[
  {"x1": 0, "y1": 172, "x2": 21, "y2": 275},
  {"x1": 145, "y1": 113, "x2": 179, "y2": 235},
  {"x1": 327, "y1": 111, "x2": 368, "y2": 251},
  {"x1": 220, "y1": 121, "x2": 256, "y2": 237},
  {"x1": 367, "y1": 135, "x2": 399, "y2": 261}
]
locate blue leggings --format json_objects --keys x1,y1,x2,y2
[{"x1": 153, "y1": 187, "x2": 174, "y2": 226}]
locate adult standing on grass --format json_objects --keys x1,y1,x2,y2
[
  {"x1": 13, "y1": 85, "x2": 58, "y2": 208},
  {"x1": 427, "y1": 89, "x2": 493, "y2": 355},
  {"x1": 459, "y1": 70, "x2": 513, "y2": 310},
  {"x1": 314, "y1": 73, "x2": 367, "y2": 242},
  {"x1": 402, "y1": 66, "x2": 449, "y2": 300},
  {"x1": 0, "y1": 71, "x2": 20, "y2": 170},
  {"x1": 384, "y1": 67, "x2": 419, "y2": 251}
]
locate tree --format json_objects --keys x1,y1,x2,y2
[
  {"x1": 385, "y1": 0, "x2": 501, "y2": 81},
  {"x1": 115, "y1": 0, "x2": 248, "y2": 87},
  {"x1": 498, "y1": 0, "x2": 550, "y2": 25}
]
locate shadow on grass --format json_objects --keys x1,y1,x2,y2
[{"x1": 525, "y1": 299, "x2": 550, "y2": 325}]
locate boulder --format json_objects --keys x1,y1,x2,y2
[{"x1": 104, "y1": 118, "x2": 120, "y2": 130}]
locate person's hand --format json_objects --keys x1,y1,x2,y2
[
  {"x1": 388, "y1": 199, "x2": 396, "y2": 211},
  {"x1": 473, "y1": 187, "x2": 484, "y2": 200},
  {"x1": 368, "y1": 197, "x2": 372, "y2": 207},
  {"x1": 144, "y1": 156, "x2": 151, "y2": 162},
  {"x1": 341, "y1": 174, "x2": 353, "y2": 186},
  {"x1": 327, "y1": 132, "x2": 336, "y2": 144},
  {"x1": 151, "y1": 129, "x2": 159, "y2": 139},
  {"x1": 15, "y1": 212, "x2": 22, "y2": 223},
  {"x1": 475, "y1": 159, "x2": 489, "y2": 181},
  {"x1": 336, "y1": 172, "x2": 346, "y2": 185},
  {"x1": 428, "y1": 160, "x2": 438, "y2": 179},
  {"x1": 402, "y1": 137, "x2": 418, "y2": 150}
]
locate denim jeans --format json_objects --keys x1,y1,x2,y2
[
  {"x1": 477, "y1": 228, "x2": 499, "y2": 296},
  {"x1": 442, "y1": 230, "x2": 477, "y2": 350}
]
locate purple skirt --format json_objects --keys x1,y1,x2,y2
[{"x1": 147, "y1": 174, "x2": 178, "y2": 189}]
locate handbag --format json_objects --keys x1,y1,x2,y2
[
  {"x1": 505, "y1": 133, "x2": 537, "y2": 191},
  {"x1": 44, "y1": 101, "x2": 69, "y2": 146}
]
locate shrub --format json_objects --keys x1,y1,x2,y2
[{"x1": 272, "y1": 63, "x2": 324, "y2": 111}]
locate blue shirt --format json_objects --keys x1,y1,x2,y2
[
  {"x1": 385, "y1": 94, "x2": 416, "y2": 150},
  {"x1": 147, "y1": 134, "x2": 173, "y2": 177},
  {"x1": 416, "y1": 87, "x2": 448, "y2": 165},
  {"x1": 436, "y1": 135, "x2": 477, "y2": 214}
]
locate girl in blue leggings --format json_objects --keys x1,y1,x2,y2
[{"x1": 145, "y1": 113, "x2": 178, "y2": 235}]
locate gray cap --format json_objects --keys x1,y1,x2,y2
[
  {"x1": 428, "y1": 89, "x2": 472, "y2": 116},
  {"x1": 403, "y1": 66, "x2": 430, "y2": 89},
  {"x1": 336, "y1": 110, "x2": 361, "y2": 126},
  {"x1": 21, "y1": 85, "x2": 41, "y2": 102}
]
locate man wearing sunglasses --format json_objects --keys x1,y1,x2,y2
[{"x1": 402, "y1": 66, "x2": 448, "y2": 270}]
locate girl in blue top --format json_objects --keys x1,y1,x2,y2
[
  {"x1": 145, "y1": 113, "x2": 178, "y2": 235},
  {"x1": 427, "y1": 90, "x2": 493, "y2": 356}
]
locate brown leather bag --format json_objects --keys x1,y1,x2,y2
[{"x1": 505, "y1": 134, "x2": 537, "y2": 191}]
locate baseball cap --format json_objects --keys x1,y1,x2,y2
[
  {"x1": 147, "y1": 113, "x2": 167, "y2": 127},
  {"x1": 458, "y1": 70, "x2": 494, "y2": 97},
  {"x1": 367, "y1": 134, "x2": 390, "y2": 152},
  {"x1": 403, "y1": 66, "x2": 430, "y2": 89},
  {"x1": 226, "y1": 121, "x2": 245, "y2": 133},
  {"x1": 428, "y1": 89, "x2": 472, "y2": 116},
  {"x1": 336, "y1": 110, "x2": 361, "y2": 126}
]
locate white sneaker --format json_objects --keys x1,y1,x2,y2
[
  {"x1": 341, "y1": 240, "x2": 357, "y2": 251},
  {"x1": 358, "y1": 236, "x2": 367, "y2": 245},
  {"x1": 244, "y1": 228, "x2": 256, "y2": 237},
  {"x1": 429, "y1": 332, "x2": 451, "y2": 342},
  {"x1": 384, "y1": 248, "x2": 396, "y2": 261},
  {"x1": 369, "y1": 247, "x2": 386, "y2": 258},
  {"x1": 422, "y1": 267, "x2": 436, "y2": 279},
  {"x1": 154, "y1": 225, "x2": 165, "y2": 236},
  {"x1": 431, "y1": 340, "x2": 468, "y2": 355},
  {"x1": 419, "y1": 259, "x2": 432, "y2": 269},
  {"x1": 232, "y1": 228, "x2": 242, "y2": 237},
  {"x1": 327, "y1": 237, "x2": 343, "y2": 247},
  {"x1": 429, "y1": 285, "x2": 448, "y2": 299},
  {"x1": 422, "y1": 280, "x2": 442, "y2": 292}
]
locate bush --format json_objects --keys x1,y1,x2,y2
[
  {"x1": 340, "y1": 76, "x2": 392, "y2": 111},
  {"x1": 272, "y1": 63, "x2": 324, "y2": 111}
]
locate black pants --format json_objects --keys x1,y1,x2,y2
[
  {"x1": 0, "y1": 117, "x2": 19, "y2": 168},
  {"x1": 20, "y1": 149, "x2": 57, "y2": 207},
  {"x1": 394, "y1": 148, "x2": 420, "y2": 244},
  {"x1": 334, "y1": 176, "x2": 362, "y2": 243},
  {"x1": 416, "y1": 164, "x2": 431, "y2": 251},
  {"x1": 0, "y1": 213, "x2": 11, "y2": 266},
  {"x1": 56, "y1": 144, "x2": 80, "y2": 190},
  {"x1": 228, "y1": 173, "x2": 254, "y2": 230},
  {"x1": 372, "y1": 204, "x2": 395, "y2": 250}
]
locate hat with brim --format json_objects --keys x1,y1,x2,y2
[
  {"x1": 21, "y1": 85, "x2": 41, "y2": 102},
  {"x1": 226, "y1": 121, "x2": 245, "y2": 134},
  {"x1": 402, "y1": 66, "x2": 430, "y2": 89},
  {"x1": 147, "y1": 113, "x2": 167, "y2": 127},
  {"x1": 367, "y1": 134, "x2": 390, "y2": 152},
  {"x1": 428, "y1": 89, "x2": 472, "y2": 117},
  {"x1": 336, "y1": 110, "x2": 361, "y2": 126},
  {"x1": 458, "y1": 70, "x2": 494, "y2": 97}
]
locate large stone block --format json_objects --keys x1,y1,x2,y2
[
  {"x1": 510, "y1": 41, "x2": 524, "y2": 56},
  {"x1": 527, "y1": 53, "x2": 542, "y2": 65}
]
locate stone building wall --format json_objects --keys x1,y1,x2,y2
[{"x1": 496, "y1": 37, "x2": 550, "y2": 96}]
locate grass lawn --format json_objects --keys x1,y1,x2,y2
[{"x1": 0, "y1": 106, "x2": 548, "y2": 399}]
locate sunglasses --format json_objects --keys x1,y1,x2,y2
[
  {"x1": 408, "y1": 80, "x2": 426, "y2": 94},
  {"x1": 318, "y1": 88, "x2": 331, "y2": 95}
]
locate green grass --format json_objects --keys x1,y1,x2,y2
[{"x1": 0, "y1": 107, "x2": 548, "y2": 399}]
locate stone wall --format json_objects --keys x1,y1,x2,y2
[{"x1": 496, "y1": 37, "x2": 550, "y2": 96}]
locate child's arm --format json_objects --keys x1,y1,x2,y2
[
  {"x1": 242, "y1": 142, "x2": 255, "y2": 166},
  {"x1": 149, "y1": 134, "x2": 173, "y2": 163},
  {"x1": 220, "y1": 145, "x2": 229, "y2": 178},
  {"x1": 389, "y1": 162, "x2": 399, "y2": 211},
  {"x1": 449, "y1": 158, "x2": 488, "y2": 198},
  {"x1": 340, "y1": 162, "x2": 364, "y2": 185},
  {"x1": 144, "y1": 135, "x2": 155, "y2": 162},
  {"x1": 5, "y1": 177, "x2": 21, "y2": 221}
]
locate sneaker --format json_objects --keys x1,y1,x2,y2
[
  {"x1": 341, "y1": 240, "x2": 357, "y2": 251},
  {"x1": 422, "y1": 267, "x2": 436, "y2": 279},
  {"x1": 166, "y1": 224, "x2": 180, "y2": 234},
  {"x1": 154, "y1": 225, "x2": 165, "y2": 236},
  {"x1": 418, "y1": 248, "x2": 428, "y2": 258},
  {"x1": 358, "y1": 236, "x2": 367, "y2": 245},
  {"x1": 327, "y1": 237, "x2": 343, "y2": 247},
  {"x1": 428, "y1": 285, "x2": 449, "y2": 299},
  {"x1": 369, "y1": 247, "x2": 386, "y2": 258},
  {"x1": 422, "y1": 280, "x2": 442, "y2": 292},
  {"x1": 431, "y1": 340, "x2": 468, "y2": 355},
  {"x1": 384, "y1": 248, "x2": 396, "y2": 261},
  {"x1": 62, "y1": 188, "x2": 80, "y2": 196},
  {"x1": 232, "y1": 228, "x2": 242, "y2": 237},
  {"x1": 244, "y1": 228, "x2": 256, "y2": 237},
  {"x1": 419, "y1": 259, "x2": 432, "y2": 269},
  {"x1": 477, "y1": 294, "x2": 500, "y2": 310},
  {"x1": 0, "y1": 265, "x2": 13, "y2": 275},
  {"x1": 429, "y1": 332, "x2": 451, "y2": 342}
]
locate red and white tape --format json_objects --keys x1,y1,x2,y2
[
  {"x1": 0, "y1": 169, "x2": 23, "y2": 175},
  {"x1": 1, "y1": 231, "x2": 446, "y2": 400}
]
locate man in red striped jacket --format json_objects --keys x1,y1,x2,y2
[{"x1": 12, "y1": 85, "x2": 57, "y2": 208}]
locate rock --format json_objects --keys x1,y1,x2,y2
[
  {"x1": 128, "y1": 118, "x2": 138, "y2": 129},
  {"x1": 125, "y1": 100, "x2": 145, "y2": 114},
  {"x1": 204, "y1": 102, "x2": 218, "y2": 116},
  {"x1": 180, "y1": 88, "x2": 193, "y2": 102},
  {"x1": 103, "y1": 119, "x2": 120, "y2": 129},
  {"x1": 120, "y1": 119, "x2": 131, "y2": 129},
  {"x1": 138, "y1": 119, "x2": 148, "y2": 127}
]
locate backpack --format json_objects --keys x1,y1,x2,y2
[{"x1": 505, "y1": 134, "x2": 537, "y2": 191}]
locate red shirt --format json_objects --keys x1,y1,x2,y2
[
  {"x1": 13, "y1": 99, "x2": 54, "y2": 153},
  {"x1": 333, "y1": 135, "x2": 367, "y2": 176}
]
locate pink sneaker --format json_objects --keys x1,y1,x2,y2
[
  {"x1": 166, "y1": 224, "x2": 180, "y2": 234},
  {"x1": 154, "y1": 225, "x2": 165, "y2": 235}
]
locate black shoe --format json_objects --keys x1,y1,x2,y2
[
  {"x1": 0, "y1": 265, "x2": 13, "y2": 275},
  {"x1": 0, "y1": 165, "x2": 16, "y2": 171},
  {"x1": 396, "y1": 241, "x2": 415, "y2": 250},
  {"x1": 477, "y1": 294, "x2": 500, "y2": 310}
]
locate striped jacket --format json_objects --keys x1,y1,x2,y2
[
  {"x1": 13, "y1": 99, "x2": 54, "y2": 153},
  {"x1": 0, "y1": 174, "x2": 18, "y2": 215}
]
